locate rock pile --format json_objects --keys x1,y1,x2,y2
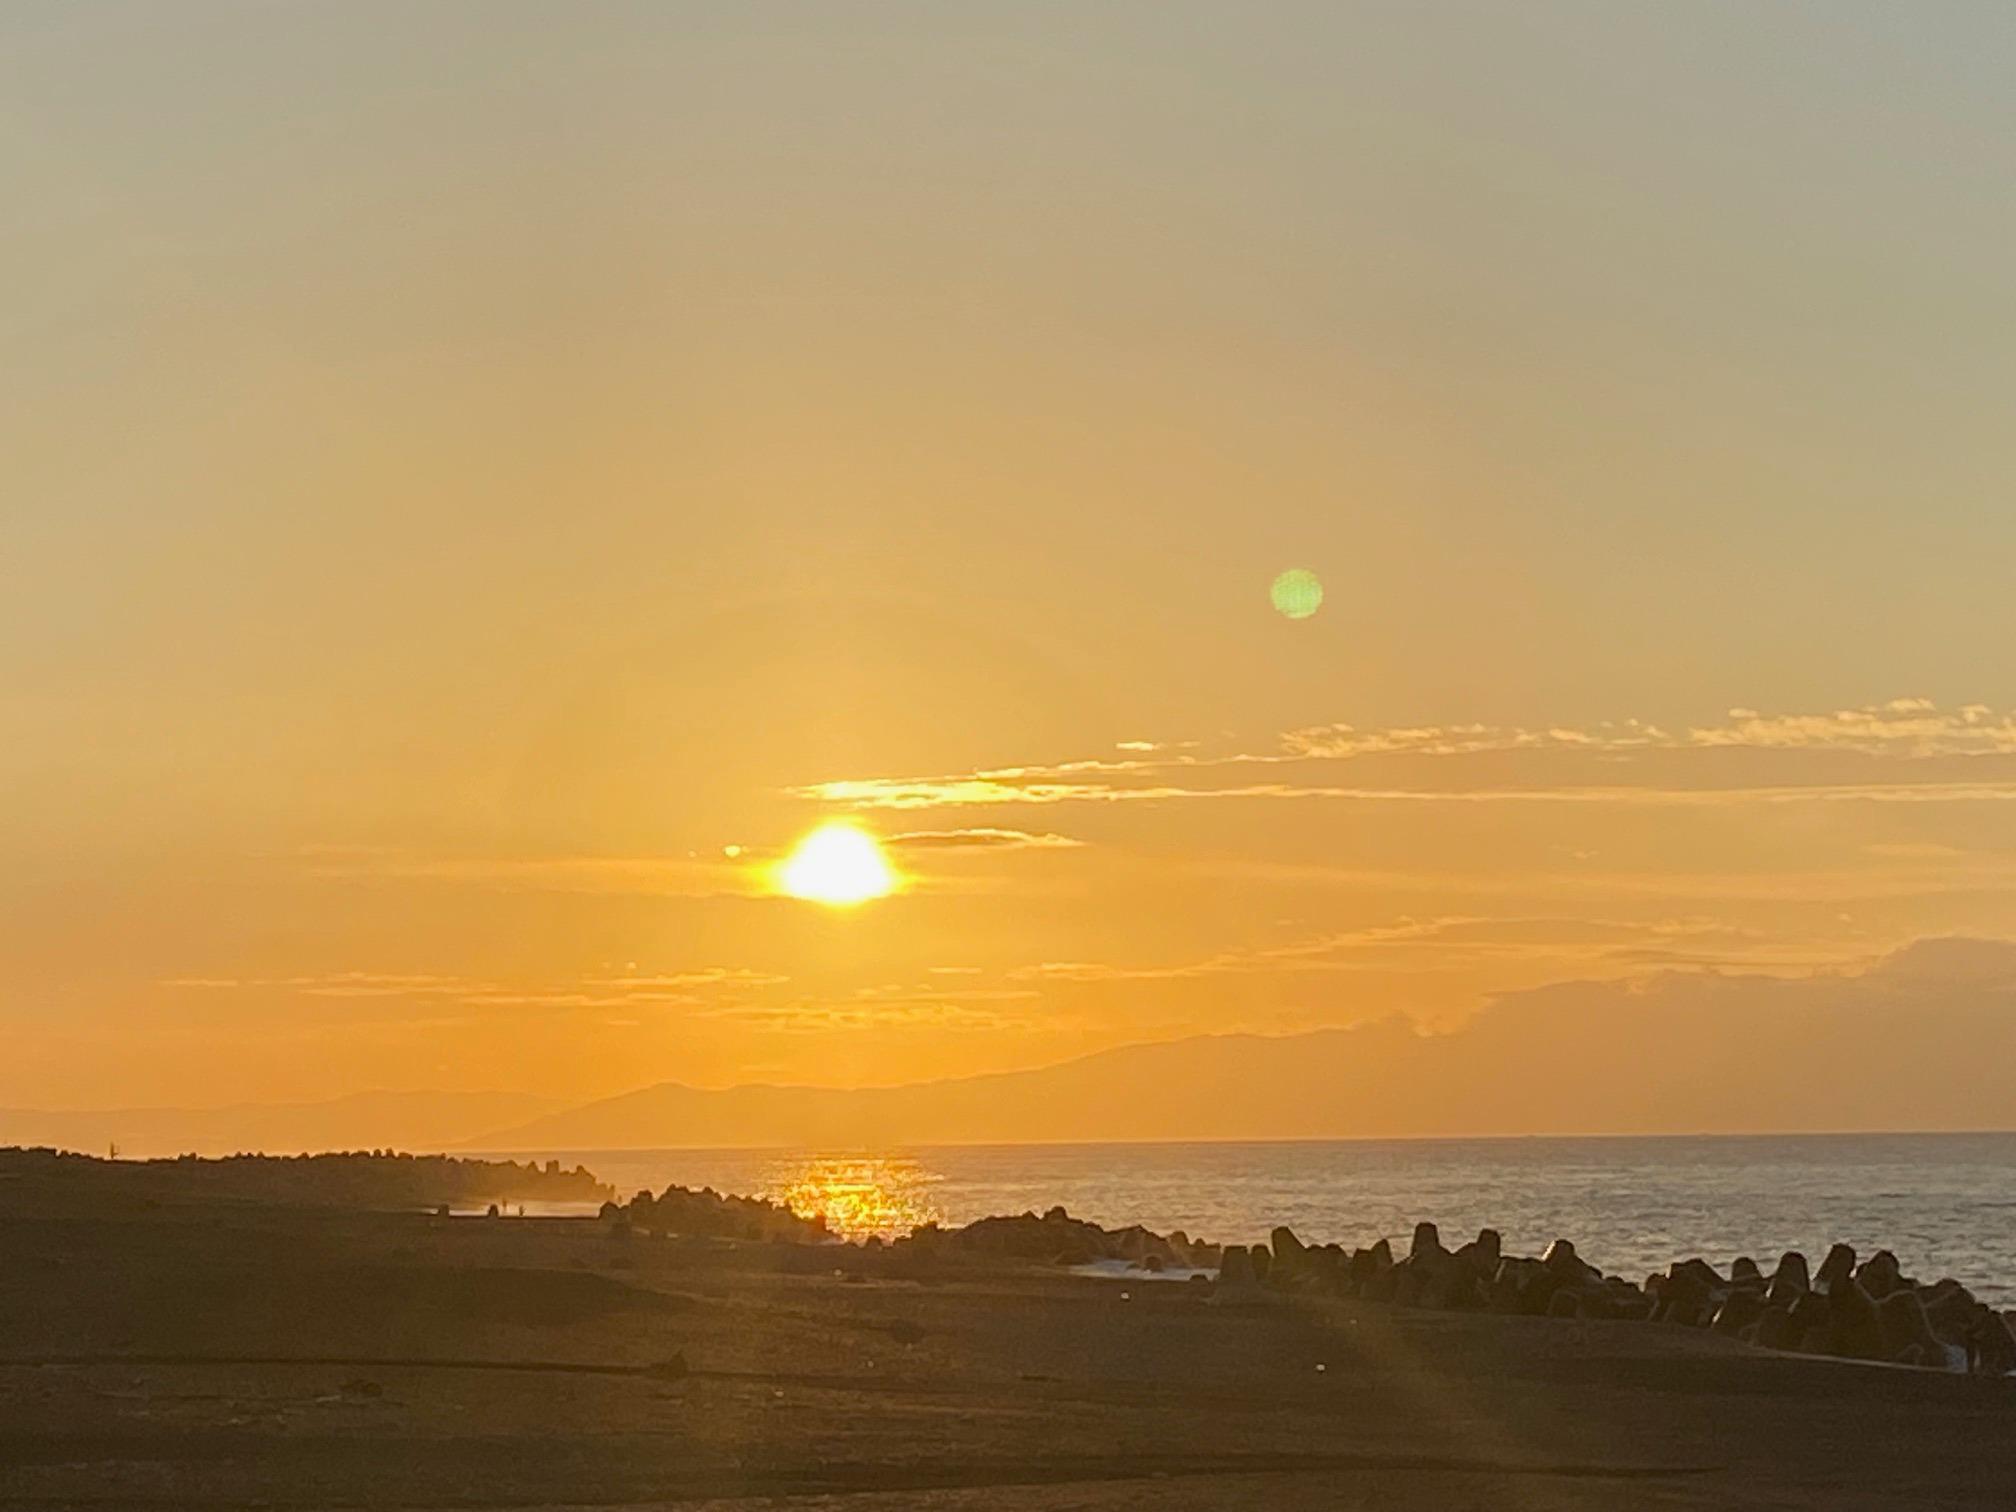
[
  {"x1": 601, "y1": 1184, "x2": 828, "y2": 1243},
  {"x1": 1227, "y1": 1222, "x2": 2016, "y2": 1376},
  {"x1": 888, "y1": 1205, "x2": 1222, "y2": 1271},
  {"x1": 596, "y1": 1184, "x2": 2016, "y2": 1378}
]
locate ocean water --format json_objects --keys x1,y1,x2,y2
[{"x1": 499, "y1": 1133, "x2": 2016, "y2": 1307}]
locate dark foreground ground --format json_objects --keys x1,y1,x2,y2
[{"x1": 1, "y1": 1187, "x2": 2012, "y2": 1510}]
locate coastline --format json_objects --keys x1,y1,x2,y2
[
  {"x1": 486, "y1": 1132, "x2": 2016, "y2": 1305},
  {"x1": 5, "y1": 1176, "x2": 2015, "y2": 1511}
]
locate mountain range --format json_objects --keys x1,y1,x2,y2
[
  {"x1": 15, "y1": 940, "x2": 2016, "y2": 1157},
  {"x1": 471, "y1": 942, "x2": 2016, "y2": 1148}
]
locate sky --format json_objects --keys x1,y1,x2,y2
[{"x1": 8, "y1": 3, "x2": 2016, "y2": 1123}]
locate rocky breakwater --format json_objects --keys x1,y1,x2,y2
[
  {"x1": 1229, "y1": 1222, "x2": 2016, "y2": 1377},
  {"x1": 883, "y1": 1206, "x2": 1223, "y2": 1273},
  {"x1": 600, "y1": 1184, "x2": 830, "y2": 1243}
]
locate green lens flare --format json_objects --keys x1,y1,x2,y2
[{"x1": 1270, "y1": 568, "x2": 1324, "y2": 620}]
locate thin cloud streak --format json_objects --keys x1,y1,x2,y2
[
  {"x1": 1004, "y1": 915, "x2": 1850, "y2": 988},
  {"x1": 884, "y1": 827, "x2": 1085, "y2": 850},
  {"x1": 805, "y1": 776, "x2": 2016, "y2": 812},
  {"x1": 795, "y1": 698, "x2": 2016, "y2": 813}
]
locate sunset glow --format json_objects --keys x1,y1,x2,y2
[
  {"x1": 11, "y1": 3, "x2": 2016, "y2": 1144},
  {"x1": 767, "y1": 1155, "x2": 943, "y2": 1241}
]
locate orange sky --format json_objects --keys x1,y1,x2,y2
[{"x1": 9, "y1": 4, "x2": 2016, "y2": 1121}]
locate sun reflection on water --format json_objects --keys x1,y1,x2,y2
[{"x1": 764, "y1": 1155, "x2": 944, "y2": 1241}]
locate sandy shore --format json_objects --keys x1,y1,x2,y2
[{"x1": 2, "y1": 1189, "x2": 2012, "y2": 1510}]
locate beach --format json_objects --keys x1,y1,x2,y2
[{"x1": 5, "y1": 1174, "x2": 2014, "y2": 1510}]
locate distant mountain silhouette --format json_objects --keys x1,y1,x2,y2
[
  {"x1": 0, "y1": 1089, "x2": 562, "y2": 1158},
  {"x1": 470, "y1": 942, "x2": 2016, "y2": 1148},
  {"x1": 471, "y1": 943, "x2": 2016, "y2": 1153},
  {"x1": 18, "y1": 941, "x2": 2016, "y2": 1157}
]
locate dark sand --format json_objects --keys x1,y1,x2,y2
[{"x1": 1, "y1": 1185, "x2": 2011, "y2": 1509}]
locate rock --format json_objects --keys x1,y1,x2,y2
[
  {"x1": 1349, "y1": 1240, "x2": 1394, "y2": 1299},
  {"x1": 1111, "y1": 1225, "x2": 1176, "y2": 1267},
  {"x1": 1218, "y1": 1244, "x2": 1256, "y2": 1289},
  {"x1": 1581, "y1": 1278, "x2": 1653, "y2": 1322},
  {"x1": 1421, "y1": 1262, "x2": 1483, "y2": 1311},
  {"x1": 1453, "y1": 1229, "x2": 1502, "y2": 1279},
  {"x1": 1655, "y1": 1259, "x2": 1723, "y2": 1327},
  {"x1": 1297, "y1": 1243, "x2": 1344, "y2": 1293},
  {"x1": 1391, "y1": 1223, "x2": 1471, "y2": 1310},
  {"x1": 1875, "y1": 1289, "x2": 1943, "y2": 1365},
  {"x1": 1546, "y1": 1288, "x2": 1585, "y2": 1319},
  {"x1": 1753, "y1": 1303, "x2": 1798, "y2": 1350},
  {"x1": 1409, "y1": 1222, "x2": 1444, "y2": 1265},
  {"x1": 1767, "y1": 1251, "x2": 1811, "y2": 1306},
  {"x1": 1857, "y1": 1250, "x2": 1904, "y2": 1300},
  {"x1": 1730, "y1": 1256, "x2": 1763, "y2": 1287},
  {"x1": 1488, "y1": 1256, "x2": 1546, "y2": 1314},
  {"x1": 1250, "y1": 1245, "x2": 1273, "y2": 1284},
  {"x1": 955, "y1": 1210, "x2": 1123, "y2": 1265},
  {"x1": 1360, "y1": 1260, "x2": 1398, "y2": 1303},
  {"x1": 1816, "y1": 1243, "x2": 1857, "y2": 1296},
  {"x1": 1917, "y1": 1278, "x2": 1976, "y2": 1345},
  {"x1": 1823, "y1": 1275, "x2": 1884, "y2": 1360},
  {"x1": 1966, "y1": 1306, "x2": 2016, "y2": 1376},
  {"x1": 1542, "y1": 1239, "x2": 1599, "y2": 1285},
  {"x1": 1671, "y1": 1257, "x2": 1723, "y2": 1289},
  {"x1": 1395, "y1": 1225, "x2": 1475, "y2": 1306},
  {"x1": 1495, "y1": 1255, "x2": 1576, "y2": 1316},
  {"x1": 1712, "y1": 1288, "x2": 1767, "y2": 1338},
  {"x1": 1786, "y1": 1292, "x2": 1831, "y2": 1352},
  {"x1": 1268, "y1": 1226, "x2": 1310, "y2": 1288}
]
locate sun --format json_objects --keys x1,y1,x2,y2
[{"x1": 776, "y1": 823, "x2": 897, "y2": 906}]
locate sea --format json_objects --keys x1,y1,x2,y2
[{"x1": 491, "y1": 1133, "x2": 2016, "y2": 1307}]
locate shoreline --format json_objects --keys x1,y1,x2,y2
[
  {"x1": 596, "y1": 1178, "x2": 2016, "y2": 1380},
  {"x1": 5, "y1": 1186, "x2": 2015, "y2": 1510}
]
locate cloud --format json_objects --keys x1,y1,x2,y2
[
  {"x1": 1283, "y1": 699, "x2": 2016, "y2": 761},
  {"x1": 695, "y1": 998, "x2": 1038, "y2": 1034},
  {"x1": 167, "y1": 972, "x2": 483, "y2": 998},
  {"x1": 793, "y1": 698, "x2": 2016, "y2": 813},
  {"x1": 803, "y1": 775, "x2": 2016, "y2": 812},
  {"x1": 1003, "y1": 915, "x2": 1838, "y2": 989},
  {"x1": 1278, "y1": 719, "x2": 1672, "y2": 760},
  {"x1": 587, "y1": 968, "x2": 789, "y2": 988},
  {"x1": 160, "y1": 966, "x2": 785, "y2": 1012},
  {"x1": 884, "y1": 827, "x2": 1085, "y2": 850},
  {"x1": 301, "y1": 846, "x2": 744, "y2": 896}
]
